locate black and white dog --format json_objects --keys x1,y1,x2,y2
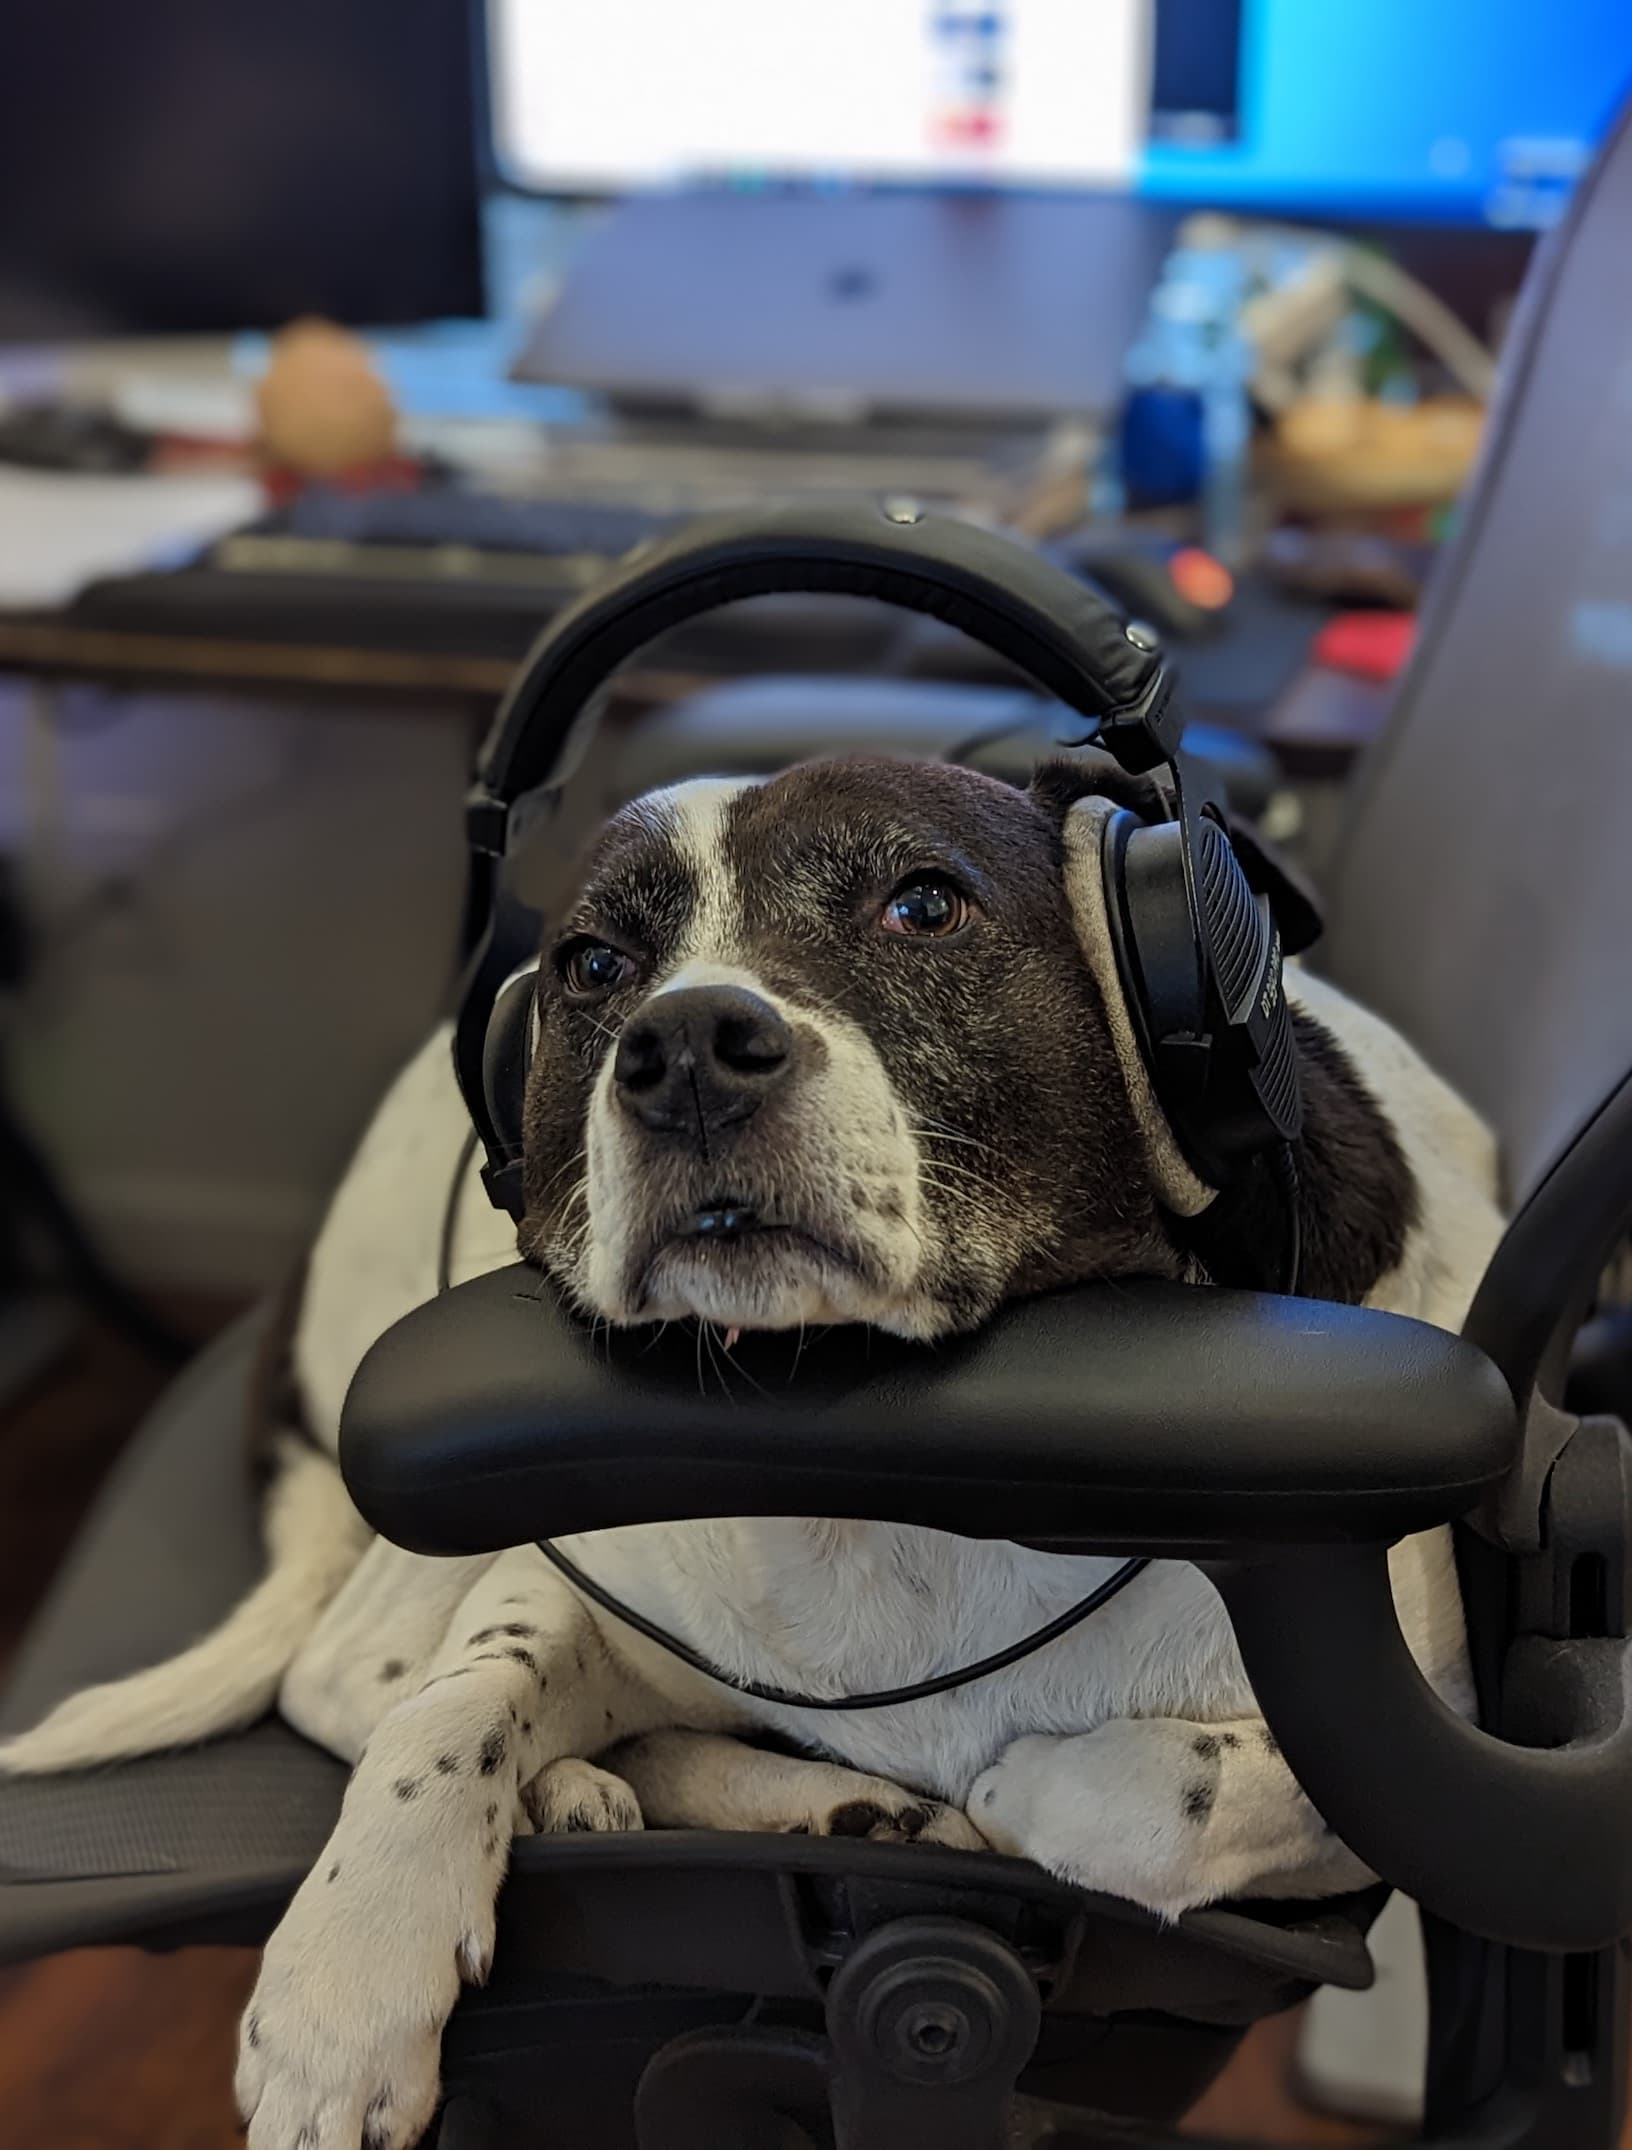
[{"x1": 1, "y1": 757, "x2": 1502, "y2": 2150}]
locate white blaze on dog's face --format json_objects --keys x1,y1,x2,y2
[{"x1": 518, "y1": 757, "x2": 1186, "y2": 1339}]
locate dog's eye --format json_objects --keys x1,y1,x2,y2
[
  {"x1": 879, "y1": 876, "x2": 971, "y2": 938},
  {"x1": 558, "y1": 939, "x2": 636, "y2": 996}
]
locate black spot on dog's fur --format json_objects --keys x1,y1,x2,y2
[
  {"x1": 326, "y1": 1862, "x2": 341, "y2": 1883},
  {"x1": 1193, "y1": 1735, "x2": 1222, "y2": 1763},
  {"x1": 1183, "y1": 1778, "x2": 1217, "y2": 1824},
  {"x1": 378, "y1": 1659, "x2": 406, "y2": 1683},
  {"x1": 479, "y1": 1730, "x2": 508, "y2": 1776},
  {"x1": 520, "y1": 1719, "x2": 534, "y2": 1737},
  {"x1": 1176, "y1": 1011, "x2": 1418, "y2": 1301},
  {"x1": 827, "y1": 1799, "x2": 893, "y2": 1838},
  {"x1": 295, "y1": 2127, "x2": 319, "y2": 2150},
  {"x1": 484, "y1": 1802, "x2": 499, "y2": 1826},
  {"x1": 362, "y1": 2091, "x2": 393, "y2": 2150},
  {"x1": 1259, "y1": 1726, "x2": 1280, "y2": 1758},
  {"x1": 434, "y1": 1753, "x2": 460, "y2": 1777},
  {"x1": 393, "y1": 1777, "x2": 421, "y2": 1802},
  {"x1": 1283, "y1": 1012, "x2": 1419, "y2": 1300},
  {"x1": 741, "y1": 1725, "x2": 840, "y2": 1766},
  {"x1": 502, "y1": 1647, "x2": 538, "y2": 1672},
  {"x1": 245, "y1": 2012, "x2": 262, "y2": 2049}
]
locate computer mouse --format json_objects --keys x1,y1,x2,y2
[{"x1": 1056, "y1": 533, "x2": 1235, "y2": 642}]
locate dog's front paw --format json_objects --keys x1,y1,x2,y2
[
  {"x1": 520, "y1": 1756, "x2": 644, "y2": 1833},
  {"x1": 235, "y1": 1857, "x2": 493, "y2": 2149},
  {"x1": 236, "y1": 1978, "x2": 444, "y2": 2150},
  {"x1": 811, "y1": 1791, "x2": 988, "y2": 1851}
]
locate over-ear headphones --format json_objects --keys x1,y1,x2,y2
[{"x1": 452, "y1": 500, "x2": 1310, "y2": 1275}]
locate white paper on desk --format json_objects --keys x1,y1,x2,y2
[{"x1": 0, "y1": 467, "x2": 260, "y2": 609}]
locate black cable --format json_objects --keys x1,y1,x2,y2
[
  {"x1": 438, "y1": 1127, "x2": 482, "y2": 1295},
  {"x1": 535, "y1": 1538, "x2": 1151, "y2": 1712},
  {"x1": 1271, "y1": 1140, "x2": 1303, "y2": 1297}
]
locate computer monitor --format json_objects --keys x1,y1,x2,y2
[
  {"x1": 0, "y1": 0, "x2": 484, "y2": 343},
  {"x1": 1142, "y1": 0, "x2": 1632, "y2": 228},
  {"x1": 487, "y1": 0, "x2": 1632, "y2": 231},
  {"x1": 487, "y1": 0, "x2": 1155, "y2": 194}
]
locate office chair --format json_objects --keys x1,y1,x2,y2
[{"x1": 4, "y1": 92, "x2": 1632, "y2": 2149}]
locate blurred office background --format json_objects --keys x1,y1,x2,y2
[
  {"x1": 4, "y1": 4, "x2": 1632, "y2": 2139},
  {"x1": 0, "y1": 0, "x2": 1628, "y2": 1311}
]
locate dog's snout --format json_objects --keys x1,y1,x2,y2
[{"x1": 613, "y1": 985, "x2": 794, "y2": 1140}]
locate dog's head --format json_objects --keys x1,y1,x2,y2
[{"x1": 515, "y1": 753, "x2": 1237, "y2": 1340}]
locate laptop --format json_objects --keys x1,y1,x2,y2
[{"x1": 511, "y1": 191, "x2": 1172, "y2": 425}]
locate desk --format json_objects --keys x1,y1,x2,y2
[
  {"x1": 0, "y1": 616, "x2": 709, "y2": 718},
  {"x1": 0, "y1": 577, "x2": 1362, "y2": 769}
]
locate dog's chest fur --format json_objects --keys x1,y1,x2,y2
[{"x1": 551, "y1": 1517, "x2": 1266, "y2": 1798}]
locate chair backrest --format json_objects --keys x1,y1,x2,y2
[{"x1": 1322, "y1": 92, "x2": 1632, "y2": 1208}]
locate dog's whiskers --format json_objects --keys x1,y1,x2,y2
[
  {"x1": 917, "y1": 1161, "x2": 997, "y2": 1198},
  {"x1": 533, "y1": 1148, "x2": 588, "y2": 1201},
  {"x1": 912, "y1": 1116, "x2": 1004, "y2": 1162}
]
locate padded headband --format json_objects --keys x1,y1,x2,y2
[{"x1": 467, "y1": 499, "x2": 1179, "y2": 853}]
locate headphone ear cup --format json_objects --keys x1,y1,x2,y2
[
  {"x1": 1104, "y1": 810, "x2": 1301, "y2": 1185},
  {"x1": 1191, "y1": 817, "x2": 1302, "y2": 1148},
  {"x1": 482, "y1": 967, "x2": 539, "y2": 1190},
  {"x1": 1103, "y1": 811, "x2": 1209, "y2": 1131}
]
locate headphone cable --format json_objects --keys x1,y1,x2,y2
[
  {"x1": 1271, "y1": 1140, "x2": 1303, "y2": 1297},
  {"x1": 535, "y1": 1538, "x2": 1150, "y2": 1712},
  {"x1": 438, "y1": 1127, "x2": 482, "y2": 1296}
]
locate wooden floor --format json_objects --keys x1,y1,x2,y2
[{"x1": 0, "y1": 1309, "x2": 1476, "y2": 2145}]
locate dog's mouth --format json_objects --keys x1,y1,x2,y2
[{"x1": 631, "y1": 1195, "x2": 878, "y2": 1322}]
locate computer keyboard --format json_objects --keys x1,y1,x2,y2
[
  {"x1": 207, "y1": 486, "x2": 680, "y2": 594},
  {"x1": 262, "y1": 487, "x2": 674, "y2": 556}
]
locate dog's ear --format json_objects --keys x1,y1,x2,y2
[
  {"x1": 1030, "y1": 756, "x2": 1323, "y2": 957},
  {"x1": 1029, "y1": 753, "x2": 1167, "y2": 827}
]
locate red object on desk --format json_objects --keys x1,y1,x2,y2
[
  {"x1": 1311, "y1": 611, "x2": 1417, "y2": 684},
  {"x1": 260, "y1": 456, "x2": 426, "y2": 510}
]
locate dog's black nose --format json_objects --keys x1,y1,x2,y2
[{"x1": 613, "y1": 985, "x2": 794, "y2": 1142}]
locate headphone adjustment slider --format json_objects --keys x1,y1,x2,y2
[{"x1": 465, "y1": 786, "x2": 510, "y2": 858}]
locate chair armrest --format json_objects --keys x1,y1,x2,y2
[{"x1": 339, "y1": 1266, "x2": 1515, "y2": 1558}]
